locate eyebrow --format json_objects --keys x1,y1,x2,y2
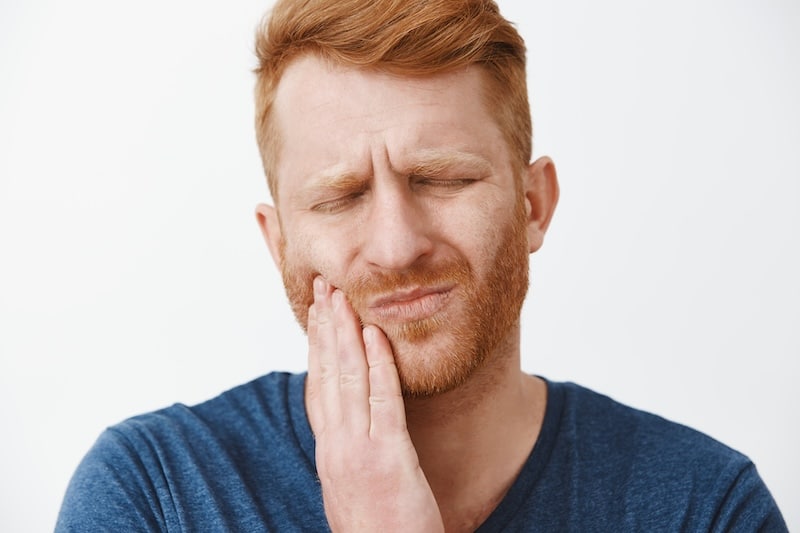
[
  {"x1": 300, "y1": 169, "x2": 368, "y2": 199},
  {"x1": 298, "y1": 148, "x2": 494, "y2": 198},
  {"x1": 407, "y1": 149, "x2": 493, "y2": 178}
]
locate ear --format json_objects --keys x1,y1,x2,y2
[
  {"x1": 523, "y1": 156, "x2": 559, "y2": 253},
  {"x1": 255, "y1": 203, "x2": 284, "y2": 269}
]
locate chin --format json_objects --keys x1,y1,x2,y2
[{"x1": 388, "y1": 331, "x2": 487, "y2": 398}]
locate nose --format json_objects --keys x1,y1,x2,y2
[{"x1": 360, "y1": 184, "x2": 434, "y2": 271}]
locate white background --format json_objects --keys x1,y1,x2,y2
[{"x1": 1, "y1": 1, "x2": 798, "y2": 530}]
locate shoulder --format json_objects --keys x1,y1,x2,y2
[
  {"x1": 555, "y1": 380, "x2": 740, "y2": 464},
  {"x1": 91, "y1": 372, "x2": 305, "y2": 458},
  {"x1": 121, "y1": 371, "x2": 304, "y2": 438},
  {"x1": 56, "y1": 372, "x2": 319, "y2": 532},
  {"x1": 551, "y1": 380, "x2": 752, "y2": 488},
  {"x1": 540, "y1": 380, "x2": 787, "y2": 530},
  {"x1": 99, "y1": 371, "x2": 311, "y2": 471}
]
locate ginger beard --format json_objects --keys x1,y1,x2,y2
[{"x1": 280, "y1": 192, "x2": 530, "y2": 397}]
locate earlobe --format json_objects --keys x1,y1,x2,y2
[
  {"x1": 523, "y1": 156, "x2": 559, "y2": 253},
  {"x1": 255, "y1": 203, "x2": 284, "y2": 268}
]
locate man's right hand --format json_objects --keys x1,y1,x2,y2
[{"x1": 305, "y1": 276, "x2": 445, "y2": 532}]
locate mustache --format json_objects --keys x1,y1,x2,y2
[
  {"x1": 281, "y1": 257, "x2": 473, "y2": 331},
  {"x1": 345, "y1": 259, "x2": 471, "y2": 309}
]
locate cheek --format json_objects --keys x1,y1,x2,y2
[
  {"x1": 282, "y1": 226, "x2": 352, "y2": 288},
  {"x1": 441, "y1": 200, "x2": 511, "y2": 271},
  {"x1": 281, "y1": 230, "x2": 358, "y2": 330}
]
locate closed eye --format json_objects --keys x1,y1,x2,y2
[
  {"x1": 310, "y1": 191, "x2": 365, "y2": 213},
  {"x1": 413, "y1": 177, "x2": 477, "y2": 191}
]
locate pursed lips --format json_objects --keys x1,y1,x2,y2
[{"x1": 366, "y1": 285, "x2": 454, "y2": 321}]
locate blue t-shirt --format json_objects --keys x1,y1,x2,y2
[{"x1": 56, "y1": 373, "x2": 786, "y2": 531}]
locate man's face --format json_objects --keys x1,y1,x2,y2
[{"x1": 266, "y1": 55, "x2": 532, "y2": 396}]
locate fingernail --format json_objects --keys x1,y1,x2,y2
[
  {"x1": 363, "y1": 325, "x2": 374, "y2": 346},
  {"x1": 313, "y1": 276, "x2": 325, "y2": 297},
  {"x1": 332, "y1": 290, "x2": 343, "y2": 310}
]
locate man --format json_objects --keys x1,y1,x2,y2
[{"x1": 57, "y1": 0, "x2": 786, "y2": 531}]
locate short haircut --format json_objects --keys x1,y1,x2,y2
[{"x1": 254, "y1": 0, "x2": 530, "y2": 200}]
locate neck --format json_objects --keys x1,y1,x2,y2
[{"x1": 404, "y1": 329, "x2": 547, "y2": 532}]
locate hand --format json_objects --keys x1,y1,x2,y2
[{"x1": 306, "y1": 276, "x2": 444, "y2": 532}]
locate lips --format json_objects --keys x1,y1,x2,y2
[{"x1": 366, "y1": 285, "x2": 454, "y2": 322}]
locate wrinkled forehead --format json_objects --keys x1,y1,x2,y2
[{"x1": 270, "y1": 55, "x2": 508, "y2": 201}]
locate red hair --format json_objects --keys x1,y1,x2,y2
[{"x1": 254, "y1": 0, "x2": 530, "y2": 198}]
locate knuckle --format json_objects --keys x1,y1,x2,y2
[
  {"x1": 315, "y1": 312, "x2": 332, "y2": 326},
  {"x1": 338, "y1": 371, "x2": 359, "y2": 388},
  {"x1": 318, "y1": 362, "x2": 337, "y2": 383}
]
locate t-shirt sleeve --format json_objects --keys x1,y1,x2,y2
[
  {"x1": 55, "y1": 428, "x2": 168, "y2": 532},
  {"x1": 710, "y1": 461, "x2": 788, "y2": 532}
]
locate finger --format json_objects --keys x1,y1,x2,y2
[
  {"x1": 332, "y1": 289, "x2": 370, "y2": 434},
  {"x1": 364, "y1": 325, "x2": 407, "y2": 439},
  {"x1": 305, "y1": 304, "x2": 324, "y2": 435},
  {"x1": 313, "y1": 276, "x2": 341, "y2": 426}
]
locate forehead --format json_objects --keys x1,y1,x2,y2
[{"x1": 271, "y1": 54, "x2": 507, "y2": 199}]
